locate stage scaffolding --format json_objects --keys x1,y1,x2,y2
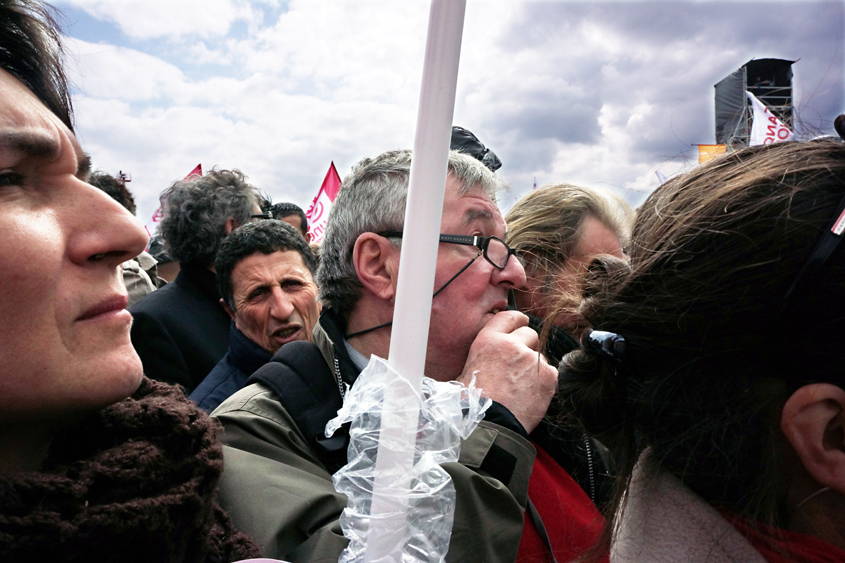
[{"x1": 714, "y1": 58, "x2": 795, "y2": 147}]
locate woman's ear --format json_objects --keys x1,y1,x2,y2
[
  {"x1": 352, "y1": 233, "x2": 399, "y2": 301},
  {"x1": 782, "y1": 383, "x2": 845, "y2": 493}
]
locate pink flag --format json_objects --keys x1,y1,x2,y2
[
  {"x1": 746, "y1": 91, "x2": 793, "y2": 146},
  {"x1": 184, "y1": 163, "x2": 202, "y2": 179},
  {"x1": 144, "y1": 164, "x2": 202, "y2": 238},
  {"x1": 306, "y1": 162, "x2": 342, "y2": 244}
]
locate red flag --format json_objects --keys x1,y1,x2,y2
[
  {"x1": 306, "y1": 162, "x2": 342, "y2": 244},
  {"x1": 184, "y1": 163, "x2": 202, "y2": 180},
  {"x1": 145, "y1": 164, "x2": 203, "y2": 238}
]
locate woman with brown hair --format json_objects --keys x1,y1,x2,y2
[
  {"x1": 0, "y1": 1, "x2": 259, "y2": 560},
  {"x1": 558, "y1": 139, "x2": 845, "y2": 562}
]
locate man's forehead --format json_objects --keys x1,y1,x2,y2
[
  {"x1": 235, "y1": 249, "x2": 310, "y2": 280},
  {"x1": 444, "y1": 188, "x2": 504, "y2": 231},
  {"x1": 280, "y1": 215, "x2": 304, "y2": 233}
]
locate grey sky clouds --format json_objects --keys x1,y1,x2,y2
[{"x1": 55, "y1": 0, "x2": 844, "y2": 221}]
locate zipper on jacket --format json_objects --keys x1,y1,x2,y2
[
  {"x1": 583, "y1": 435, "x2": 596, "y2": 504},
  {"x1": 333, "y1": 357, "x2": 346, "y2": 399}
]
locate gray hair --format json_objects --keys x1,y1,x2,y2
[
  {"x1": 159, "y1": 169, "x2": 263, "y2": 267},
  {"x1": 317, "y1": 149, "x2": 506, "y2": 321}
]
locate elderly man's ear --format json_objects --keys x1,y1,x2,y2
[
  {"x1": 782, "y1": 383, "x2": 845, "y2": 494},
  {"x1": 353, "y1": 233, "x2": 400, "y2": 301}
]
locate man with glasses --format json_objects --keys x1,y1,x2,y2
[{"x1": 212, "y1": 150, "x2": 557, "y2": 562}]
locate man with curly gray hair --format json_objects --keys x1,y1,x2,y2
[
  {"x1": 130, "y1": 169, "x2": 264, "y2": 392},
  {"x1": 212, "y1": 149, "x2": 558, "y2": 562}
]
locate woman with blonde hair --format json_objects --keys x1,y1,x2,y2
[{"x1": 506, "y1": 183, "x2": 630, "y2": 329}]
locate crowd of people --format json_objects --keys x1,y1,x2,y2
[{"x1": 2, "y1": 1, "x2": 845, "y2": 562}]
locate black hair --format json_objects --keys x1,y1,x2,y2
[
  {"x1": 0, "y1": 0, "x2": 73, "y2": 131},
  {"x1": 270, "y1": 202, "x2": 308, "y2": 238},
  {"x1": 215, "y1": 219, "x2": 316, "y2": 311},
  {"x1": 89, "y1": 171, "x2": 137, "y2": 215},
  {"x1": 556, "y1": 140, "x2": 845, "y2": 551}
]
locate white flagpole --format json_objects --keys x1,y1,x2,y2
[{"x1": 364, "y1": 1, "x2": 467, "y2": 561}]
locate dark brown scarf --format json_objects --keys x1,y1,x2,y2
[{"x1": 0, "y1": 378, "x2": 260, "y2": 562}]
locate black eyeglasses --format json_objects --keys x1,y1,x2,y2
[
  {"x1": 379, "y1": 231, "x2": 520, "y2": 270},
  {"x1": 251, "y1": 213, "x2": 273, "y2": 220}
]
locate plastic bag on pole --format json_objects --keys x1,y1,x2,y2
[{"x1": 325, "y1": 355, "x2": 490, "y2": 563}]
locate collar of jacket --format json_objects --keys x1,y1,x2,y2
[
  {"x1": 313, "y1": 309, "x2": 362, "y2": 389},
  {"x1": 611, "y1": 450, "x2": 767, "y2": 563},
  {"x1": 227, "y1": 322, "x2": 273, "y2": 377},
  {"x1": 176, "y1": 263, "x2": 220, "y2": 303}
]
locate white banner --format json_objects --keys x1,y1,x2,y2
[
  {"x1": 306, "y1": 188, "x2": 333, "y2": 244},
  {"x1": 305, "y1": 162, "x2": 341, "y2": 244},
  {"x1": 747, "y1": 91, "x2": 793, "y2": 146}
]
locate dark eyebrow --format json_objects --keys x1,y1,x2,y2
[
  {"x1": 0, "y1": 130, "x2": 91, "y2": 181},
  {"x1": 463, "y1": 208, "x2": 494, "y2": 224},
  {"x1": 0, "y1": 130, "x2": 60, "y2": 159}
]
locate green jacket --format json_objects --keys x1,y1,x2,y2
[{"x1": 212, "y1": 311, "x2": 535, "y2": 562}]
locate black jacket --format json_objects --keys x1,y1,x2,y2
[
  {"x1": 130, "y1": 264, "x2": 230, "y2": 393},
  {"x1": 189, "y1": 323, "x2": 272, "y2": 414}
]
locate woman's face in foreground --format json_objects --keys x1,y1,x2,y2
[{"x1": 0, "y1": 69, "x2": 148, "y2": 427}]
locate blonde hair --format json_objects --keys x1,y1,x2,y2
[{"x1": 505, "y1": 183, "x2": 631, "y2": 278}]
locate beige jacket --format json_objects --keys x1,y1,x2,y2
[{"x1": 612, "y1": 454, "x2": 767, "y2": 563}]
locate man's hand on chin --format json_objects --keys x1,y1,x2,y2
[{"x1": 457, "y1": 310, "x2": 558, "y2": 434}]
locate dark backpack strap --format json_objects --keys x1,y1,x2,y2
[{"x1": 247, "y1": 340, "x2": 350, "y2": 473}]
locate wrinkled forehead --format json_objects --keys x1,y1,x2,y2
[
  {"x1": 442, "y1": 181, "x2": 505, "y2": 236},
  {"x1": 234, "y1": 249, "x2": 313, "y2": 282}
]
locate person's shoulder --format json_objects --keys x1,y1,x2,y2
[
  {"x1": 188, "y1": 355, "x2": 240, "y2": 411},
  {"x1": 212, "y1": 381, "x2": 286, "y2": 421},
  {"x1": 211, "y1": 382, "x2": 317, "y2": 461},
  {"x1": 129, "y1": 278, "x2": 184, "y2": 313}
]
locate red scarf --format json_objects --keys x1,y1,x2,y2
[
  {"x1": 517, "y1": 444, "x2": 607, "y2": 563},
  {"x1": 723, "y1": 512, "x2": 845, "y2": 563}
]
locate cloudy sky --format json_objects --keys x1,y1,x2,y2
[{"x1": 54, "y1": 0, "x2": 844, "y2": 224}]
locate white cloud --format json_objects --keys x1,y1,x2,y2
[
  {"x1": 56, "y1": 0, "x2": 843, "y2": 224},
  {"x1": 66, "y1": 38, "x2": 190, "y2": 101}
]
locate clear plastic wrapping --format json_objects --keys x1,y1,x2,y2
[{"x1": 326, "y1": 355, "x2": 490, "y2": 563}]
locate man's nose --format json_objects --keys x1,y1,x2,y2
[
  {"x1": 269, "y1": 287, "x2": 295, "y2": 319},
  {"x1": 494, "y1": 253, "x2": 527, "y2": 290}
]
